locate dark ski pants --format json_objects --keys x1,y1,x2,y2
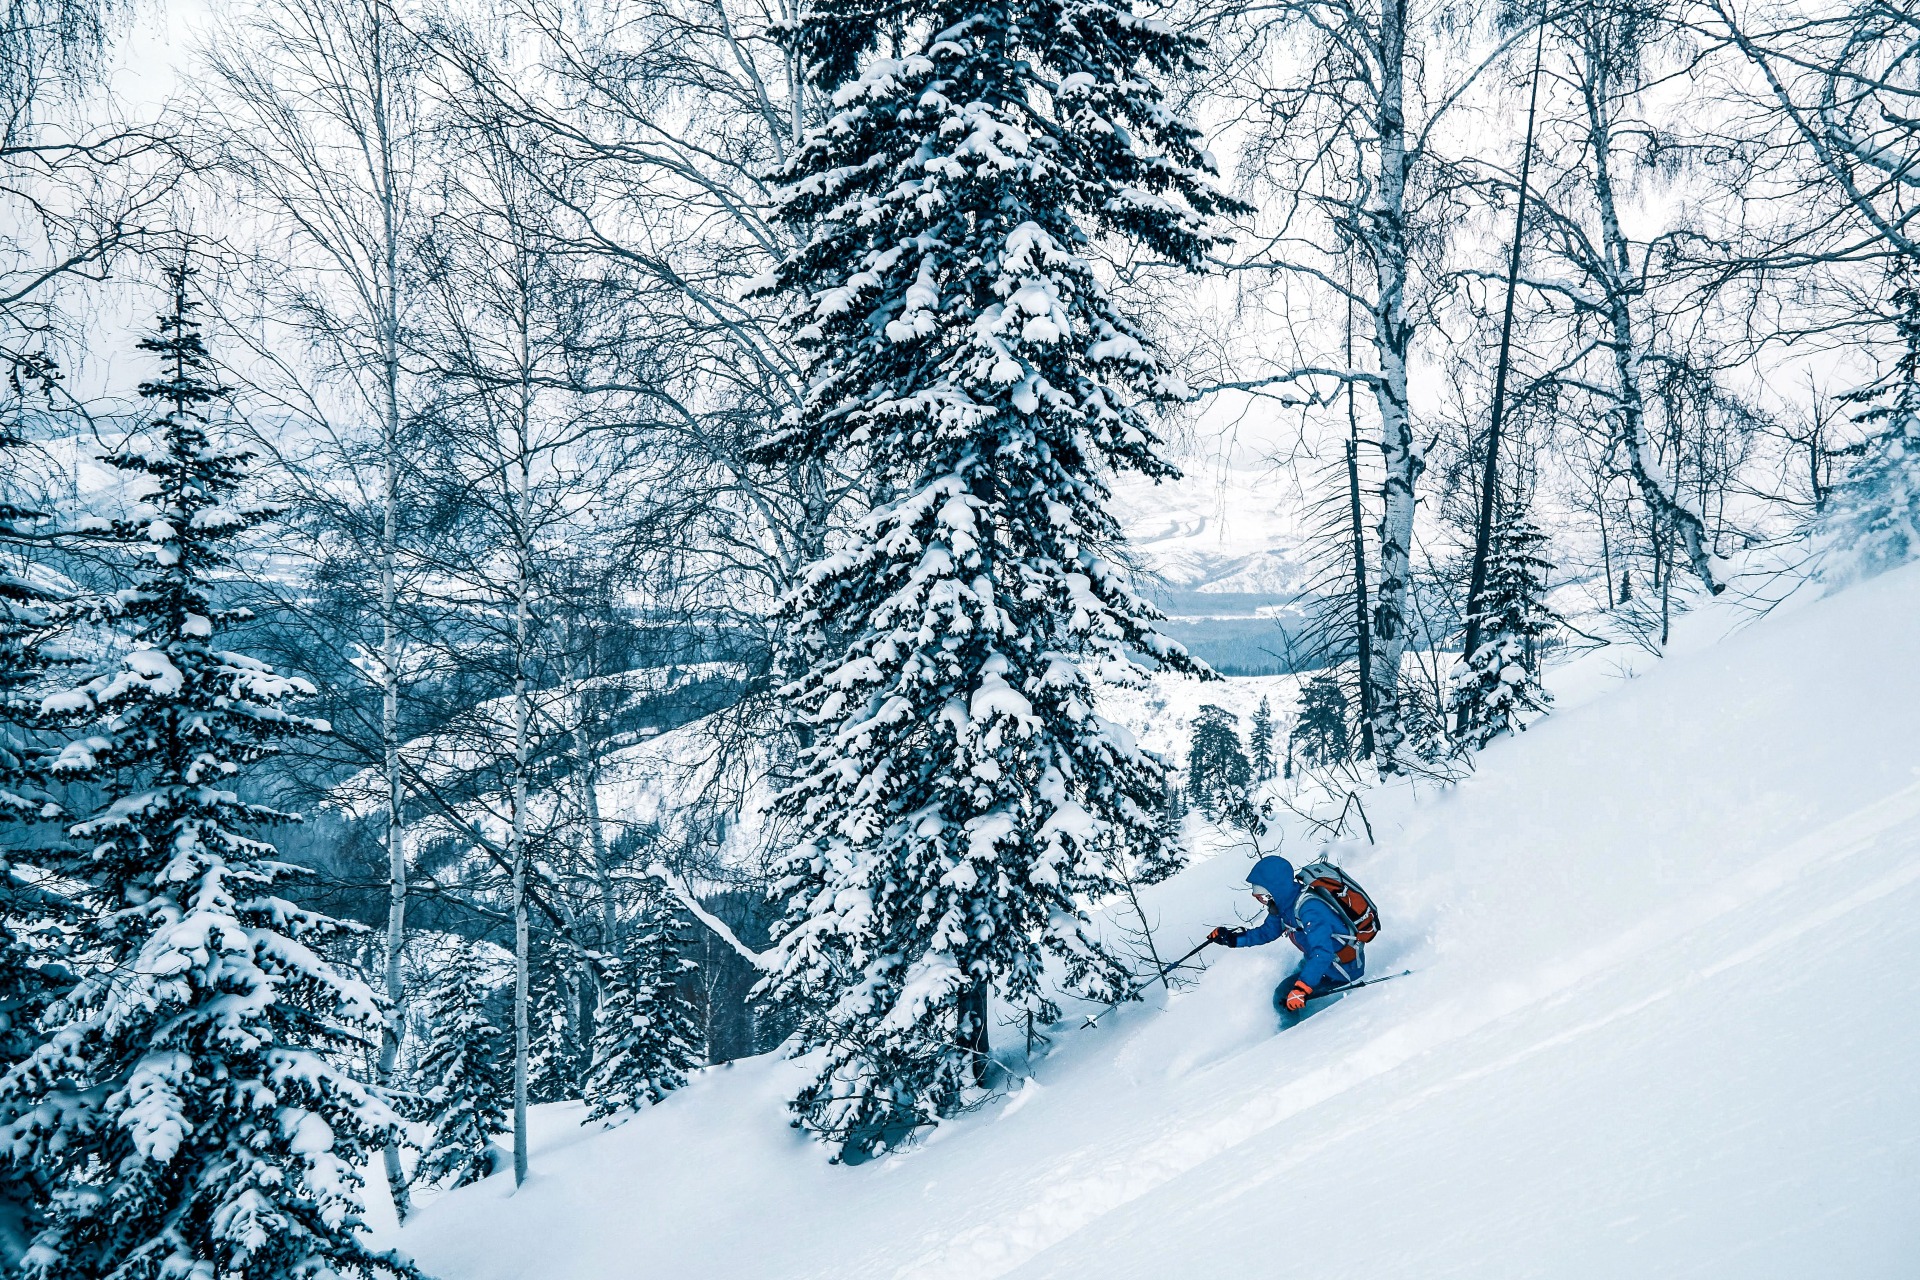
[{"x1": 1272, "y1": 956, "x2": 1363, "y2": 1027}]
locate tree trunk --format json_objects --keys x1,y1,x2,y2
[
  {"x1": 1584, "y1": 68, "x2": 1723, "y2": 594},
  {"x1": 510, "y1": 356, "x2": 535, "y2": 1188},
  {"x1": 1459, "y1": 12, "x2": 1548, "y2": 719},
  {"x1": 1364, "y1": 0, "x2": 1421, "y2": 771},
  {"x1": 376, "y1": 454, "x2": 409, "y2": 1216},
  {"x1": 372, "y1": 10, "x2": 411, "y2": 1215},
  {"x1": 956, "y1": 981, "x2": 990, "y2": 1087},
  {"x1": 1343, "y1": 282, "x2": 1378, "y2": 761},
  {"x1": 1345, "y1": 433, "x2": 1377, "y2": 760},
  {"x1": 1597, "y1": 474, "x2": 1615, "y2": 607},
  {"x1": 510, "y1": 769, "x2": 530, "y2": 1188}
]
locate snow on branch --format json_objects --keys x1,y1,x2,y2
[{"x1": 647, "y1": 862, "x2": 773, "y2": 971}]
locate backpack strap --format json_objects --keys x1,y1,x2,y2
[
  {"x1": 1295, "y1": 886, "x2": 1361, "y2": 949},
  {"x1": 1290, "y1": 886, "x2": 1367, "y2": 967}
]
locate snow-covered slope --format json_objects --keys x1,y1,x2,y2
[
  {"x1": 1113, "y1": 463, "x2": 1310, "y2": 596},
  {"x1": 383, "y1": 563, "x2": 1920, "y2": 1279}
]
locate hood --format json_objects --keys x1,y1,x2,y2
[{"x1": 1246, "y1": 856, "x2": 1298, "y2": 920}]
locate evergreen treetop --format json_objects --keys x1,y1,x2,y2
[
  {"x1": 1249, "y1": 696, "x2": 1275, "y2": 780},
  {"x1": 1187, "y1": 705, "x2": 1251, "y2": 820},
  {"x1": 1825, "y1": 281, "x2": 1920, "y2": 583},
  {"x1": 583, "y1": 882, "x2": 701, "y2": 1124},
  {"x1": 1290, "y1": 673, "x2": 1352, "y2": 770},
  {"x1": 528, "y1": 943, "x2": 591, "y2": 1106}
]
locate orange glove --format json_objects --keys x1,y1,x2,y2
[
  {"x1": 1283, "y1": 979, "x2": 1313, "y2": 1011},
  {"x1": 1207, "y1": 926, "x2": 1241, "y2": 947}
]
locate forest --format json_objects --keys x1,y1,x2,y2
[{"x1": 0, "y1": 0, "x2": 1915, "y2": 1273}]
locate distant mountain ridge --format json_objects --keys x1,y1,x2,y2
[{"x1": 1115, "y1": 464, "x2": 1316, "y2": 672}]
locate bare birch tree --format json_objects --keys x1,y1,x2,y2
[
  {"x1": 1525, "y1": 0, "x2": 1730, "y2": 595},
  {"x1": 406, "y1": 95, "x2": 655, "y2": 1178},
  {"x1": 426, "y1": 0, "x2": 852, "y2": 657},
  {"x1": 1206, "y1": 0, "x2": 1530, "y2": 768},
  {"x1": 199, "y1": 0, "x2": 430, "y2": 1215},
  {"x1": 2, "y1": 0, "x2": 180, "y2": 401}
]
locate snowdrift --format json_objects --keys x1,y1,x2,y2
[{"x1": 384, "y1": 563, "x2": 1920, "y2": 1279}]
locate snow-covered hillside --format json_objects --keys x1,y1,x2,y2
[
  {"x1": 381, "y1": 563, "x2": 1920, "y2": 1279},
  {"x1": 1113, "y1": 463, "x2": 1310, "y2": 596}
]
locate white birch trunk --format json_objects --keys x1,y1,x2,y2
[
  {"x1": 1363, "y1": 0, "x2": 1422, "y2": 771},
  {"x1": 510, "y1": 340, "x2": 535, "y2": 1188},
  {"x1": 1582, "y1": 64, "x2": 1722, "y2": 594},
  {"x1": 367, "y1": 4, "x2": 412, "y2": 1220},
  {"x1": 376, "y1": 452, "x2": 408, "y2": 1213}
]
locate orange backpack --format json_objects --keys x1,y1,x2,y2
[{"x1": 1294, "y1": 860, "x2": 1381, "y2": 945}]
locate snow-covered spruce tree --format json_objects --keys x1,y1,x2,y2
[
  {"x1": 1135, "y1": 777, "x2": 1187, "y2": 886},
  {"x1": 415, "y1": 952, "x2": 510, "y2": 1189},
  {"x1": 1450, "y1": 511, "x2": 1559, "y2": 749},
  {"x1": 755, "y1": 0, "x2": 1240, "y2": 1156},
  {"x1": 1290, "y1": 672, "x2": 1352, "y2": 769},
  {"x1": 0, "y1": 470, "x2": 78, "y2": 1273},
  {"x1": 0, "y1": 270, "x2": 416, "y2": 1280},
  {"x1": 1249, "y1": 695, "x2": 1274, "y2": 781},
  {"x1": 582, "y1": 883, "x2": 700, "y2": 1125},
  {"x1": 1186, "y1": 705, "x2": 1250, "y2": 820},
  {"x1": 1824, "y1": 283, "x2": 1920, "y2": 584},
  {"x1": 0, "y1": 443, "x2": 76, "y2": 1071},
  {"x1": 527, "y1": 943, "x2": 590, "y2": 1105}
]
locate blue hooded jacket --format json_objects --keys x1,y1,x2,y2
[{"x1": 1229, "y1": 855, "x2": 1363, "y2": 991}]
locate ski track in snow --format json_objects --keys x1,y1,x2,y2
[{"x1": 886, "y1": 784, "x2": 1920, "y2": 1280}]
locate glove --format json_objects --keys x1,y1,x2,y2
[
  {"x1": 1207, "y1": 926, "x2": 1242, "y2": 947},
  {"x1": 1282, "y1": 979, "x2": 1313, "y2": 1012}
]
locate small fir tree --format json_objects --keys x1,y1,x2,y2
[
  {"x1": 1249, "y1": 696, "x2": 1275, "y2": 780},
  {"x1": 583, "y1": 883, "x2": 701, "y2": 1124},
  {"x1": 0, "y1": 879, "x2": 65, "y2": 1073},
  {"x1": 754, "y1": 0, "x2": 1241, "y2": 1158},
  {"x1": 0, "y1": 816, "x2": 71, "y2": 1259},
  {"x1": 1134, "y1": 777, "x2": 1188, "y2": 886},
  {"x1": 415, "y1": 953, "x2": 510, "y2": 1189},
  {"x1": 1398, "y1": 689, "x2": 1447, "y2": 763},
  {"x1": 0, "y1": 268, "x2": 415, "y2": 1280},
  {"x1": 1450, "y1": 511, "x2": 1559, "y2": 748},
  {"x1": 1186, "y1": 705, "x2": 1251, "y2": 819},
  {"x1": 0, "y1": 404, "x2": 82, "y2": 1259},
  {"x1": 1824, "y1": 283, "x2": 1920, "y2": 584},
  {"x1": 0, "y1": 416, "x2": 80, "y2": 1054},
  {"x1": 0, "y1": 783, "x2": 73, "y2": 1243},
  {"x1": 1290, "y1": 673, "x2": 1352, "y2": 769},
  {"x1": 0, "y1": 454, "x2": 69, "y2": 1060},
  {"x1": 528, "y1": 945, "x2": 592, "y2": 1105},
  {"x1": 0, "y1": 475, "x2": 61, "y2": 846}
]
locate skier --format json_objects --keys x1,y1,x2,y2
[{"x1": 1208, "y1": 855, "x2": 1365, "y2": 1022}]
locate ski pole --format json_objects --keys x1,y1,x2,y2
[
  {"x1": 1081, "y1": 938, "x2": 1215, "y2": 1029},
  {"x1": 1306, "y1": 967, "x2": 1414, "y2": 1003},
  {"x1": 1150, "y1": 938, "x2": 1215, "y2": 988}
]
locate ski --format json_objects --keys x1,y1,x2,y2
[{"x1": 1308, "y1": 967, "x2": 1415, "y2": 1003}]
